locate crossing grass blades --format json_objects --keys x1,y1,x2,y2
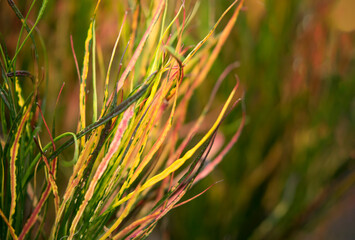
[{"x1": 0, "y1": 0, "x2": 245, "y2": 239}]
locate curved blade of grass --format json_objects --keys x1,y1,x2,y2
[
  {"x1": 60, "y1": 132, "x2": 79, "y2": 167},
  {"x1": 22, "y1": 132, "x2": 79, "y2": 188}
]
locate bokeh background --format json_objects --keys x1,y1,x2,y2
[
  {"x1": 165, "y1": 1, "x2": 355, "y2": 239},
  {"x1": 1, "y1": 0, "x2": 355, "y2": 239}
]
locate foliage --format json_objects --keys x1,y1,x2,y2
[{"x1": 0, "y1": 0, "x2": 245, "y2": 239}]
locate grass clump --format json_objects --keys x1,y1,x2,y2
[{"x1": 0, "y1": 0, "x2": 244, "y2": 239}]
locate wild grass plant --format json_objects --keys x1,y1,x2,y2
[{"x1": 0, "y1": 0, "x2": 244, "y2": 239}]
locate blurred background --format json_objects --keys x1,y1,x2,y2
[
  {"x1": 165, "y1": 0, "x2": 355, "y2": 239},
  {"x1": 1, "y1": 0, "x2": 355, "y2": 239}
]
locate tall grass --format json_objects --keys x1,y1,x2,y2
[{"x1": 0, "y1": 0, "x2": 244, "y2": 239}]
